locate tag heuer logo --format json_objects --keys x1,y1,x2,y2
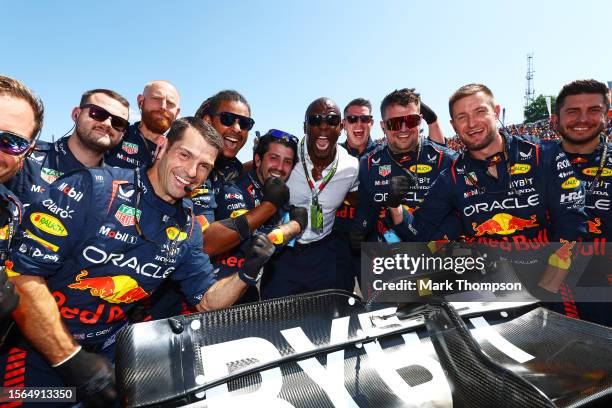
[
  {"x1": 114, "y1": 204, "x2": 142, "y2": 227},
  {"x1": 122, "y1": 141, "x2": 139, "y2": 155},
  {"x1": 378, "y1": 165, "x2": 391, "y2": 177},
  {"x1": 40, "y1": 167, "x2": 63, "y2": 184}
]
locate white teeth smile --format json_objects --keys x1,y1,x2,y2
[
  {"x1": 174, "y1": 174, "x2": 189, "y2": 185},
  {"x1": 316, "y1": 137, "x2": 329, "y2": 150}
]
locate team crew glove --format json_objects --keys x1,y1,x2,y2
[
  {"x1": 53, "y1": 348, "x2": 117, "y2": 408},
  {"x1": 239, "y1": 233, "x2": 275, "y2": 285},
  {"x1": 384, "y1": 175, "x2": 414, "y2": 208},
  {"x1": 420, "y1": 102, "x2": 438, "y2": 124},
  {"x1": 289, "y1": 205, "x2": 308, "y2": 231},
  {"x1": 0, "y1": 269, "x2": 18, "y2": 320},
  {"x1": 262, "y1": 177, "x2": 290, "y2": 208}
]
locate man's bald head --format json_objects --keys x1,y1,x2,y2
[
  {"x1": 137, "y1": 80, "x2": 181, "y2": 135},
  {"x1": 305, "y1": 97, "x2": 340, "y2": 120}
]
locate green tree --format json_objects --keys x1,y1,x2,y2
[{"x1": 524, "y1": 94, "x2": 556, "y2": 124}]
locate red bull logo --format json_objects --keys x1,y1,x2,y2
[
  {"x1": 587, "y1": 217, "x2": 602, "y2": 234},
  {"x1": 570, "y1": 157, "x2": 588, "y2": 165},
  {"x1": 68, "y1": 270, "x2": 149, "y2": 304},
  {"x1": 472, "y1": 213, "x2": 538, "y2": 236}
]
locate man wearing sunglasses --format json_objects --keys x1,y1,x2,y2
[
  {"x1": 0, "y1": 75, "x2": 44, "y2": 322},
  {"x1": 193, "y1": 90, "x2": 289, "y2": 256},
  {"x1": 7, "y1": 88, "x2": 129, "y2": 208},
  {"x1": 349, "y1": 88, "x2": 459, "y2": 253},
  {"x1": 105, "y1": 80, "x2": 181, "y2": 169},
  {"x1": 3, "y1": 117, "x2": 274, "y2": 406},
  {"x1": 215, "y1": 130, "x2": 308, "y2": 303},
  {"x1": 261, "y1": 97, "x2": 359, "y2": 299}
]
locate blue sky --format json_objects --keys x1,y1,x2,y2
[{"x1": 3, "y1": 0, "x2": 611, "y2": 162}]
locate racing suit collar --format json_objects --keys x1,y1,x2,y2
[
  {"x1": 341, "y1": 137, "x2": 375, "y2": 158},
  {"x1": 139, "y1": 167, "x2": 188, "y2": 222}
]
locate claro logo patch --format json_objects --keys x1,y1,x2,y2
[{"x1": 30, "y1": 212, "x2": 67, "y2": 236}]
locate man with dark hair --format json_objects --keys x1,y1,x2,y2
[
  {"x1": 400, "y1": 84, "x2": 587, "y2": 294},
  {"x1": 193, "y1": 90, "x2": 289, "y2": 256},
  {"x1": 0, "y1": 75, "x2": 44, "y2": 320},
  {"x1": 105, "y1": 80, "x2": 181, "y2": 169},
  {"x1": 2, "y1": 117, "x2": 274, "y2": 406},
  {"x1": 334, "y1": 98, "x2": 379, "y2": 291},
  {"x1": 215, "y1": 129, "x2": 307, "y2": 303},
  {"x1": 551, "y1": 79, "x2": 612, "y2": 326},
  {"x1": 262, "y1": 97, "x2": 359, "y2": 299},
  {"x1": 349, "y1": 88, "x2": 459, "y2": 254},
  {"x1": 7, "y1": 88, "x2": 130, "y2": 207}
]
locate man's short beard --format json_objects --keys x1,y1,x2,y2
[
  {"x1": 142, "y1": 109, "x2": 173, "y2": 134},
  {"x1": 75, "y1": 124, "x2": 115, "y2": 154},
  {"x1": 462, "y1": 128, "x2": 496, "y2": 152},
  {"x1": 558, "y1": 123, "x2": 604, "y2": 145}
]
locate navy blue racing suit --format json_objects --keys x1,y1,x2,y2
[
  {"x1": 353, "y1": 137, "x2": 461, "y2": 243},
  {"x1": 556, "y1": 136, "x2": 612, "y2": 325},
  {"x1": 104, "y1": 122, "x2": 158, "y2": 169},
  {"x1": 333, "y1": 138, "x2": 379, "y2": 291},
  {"x1": 1, "y1": 166, "x2": 218, "y2": 390},
  {"x1": 5, "y1": 137, "x2": 96, "y2": 208},
  {"x1": 403, "y1": 134, "x2": 587, "y2": 245},
  {"x1": 214, "y1": 169, "x2": 288, "y2": 303},
  {"x1": 0, "y1": 184, "x2": 21, "y2": 262}
]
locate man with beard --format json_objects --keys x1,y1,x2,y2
[
  {"x1": 261, "y1": 98, "x2": 359, "y2": 299},
  {"x1": 215, "y1": 130, "x2": 307, "y2": 303},
  {"x1": 349, "y1": 89, "x2": 459, "y2": 255},
  {"x1": 105, "y1": 80, "x2": 180, "y2": 169},
  {"x1": 0, "y1": 75, "x2": 44, "y2": 321},
  {"x1": 7, "y1": 89, "x2": 129, "y2": 207},
  {"x1": 399, "y1": 84, "x2": 587, "y2": 297},
  {"x1": 550, "y1": 79, "x2": 612, "y2": 326},
  {"x1": 2, "y1": 117, "x2": 274, "y2": 406}
]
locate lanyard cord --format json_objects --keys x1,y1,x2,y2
[{"x1": 299, "y1": 137, "x2": 339, "y2": 202}]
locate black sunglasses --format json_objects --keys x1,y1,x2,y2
[
  {"x1": 307, "y1": 114, "x2": 341, "y2": 127},
  {"x1": 0, "y1": 131, "x2": 32, "y2": 156},
  {"x1": 385, "y1": 114, "x2": 421, "y2": 131},
  {"x1": 346, "y1": 115, "x2": 373, "y2": 124},
  {"x1": 214, "y1": 112, "x2": 255, "y2": 131},
  {"x1": 81, "y1": 103, "x2": 130, "y2": 132}
]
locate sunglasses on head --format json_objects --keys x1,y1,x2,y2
[
  {"x1": 346, "y1": 115, "x2": 373, "y2": 124},
  {"x1": 307, "y1": 114, "x2": 341, "y2": 127},
  {"x1": 385, "y1": 114, "x2": 421, "y2": 131},
  {"x1": 215, "y1": 111, "x2": 255, "y2": 131},
  {"x1": 266, "y1": 129, "x2": 299, "y2": 145},
  {"x1": 0, "y1": 131, "x2": 32, "y2": 156},
  {"x1": 81, "y1": 104, "x2": 130, "y2": 132}
]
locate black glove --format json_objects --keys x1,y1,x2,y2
[
  {"x1": 0, "y1": 196, "x2": 10, "y2": 228},
  {"x1": 0, "y1": 269, "x2": 18, "y2": 320},
  {"x1": 384, "y1": 175, "x2": 413, "y2": 208},
  {"x1": 289, "y1": 205, "x2": 308, "y2": 231},
  {"x1": 262, "y1": 177, "x2": 289, "y2": 208},
  {"x1": 349, "y1": 228, "x2": 368, "y2": 253},
  {"x1": 420, "y1": 102, "x2": 438, "y2": 124},
  {"x1": 54, "y1": 348, "x2": 117, "y2": 408},
  {"x1": 240, "y1": 233, "x2": 275, "y2": 285}
]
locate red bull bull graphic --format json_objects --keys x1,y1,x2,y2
[
  {"x1": 570, "y1": 157, "x2": 588, "y2": 165},
  {"x1": 472, "y1": 213, "x2": 538, "y2": 237},
  {"x1": 587, "y1": 217, "x2": 602, "y2": 234},
  {"x1": 68, "y1": 270, "x2": 149, "y2": 304}
]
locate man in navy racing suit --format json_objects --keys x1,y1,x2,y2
[
  {"x1": 215, "y1": 129, "x2": 307, "y2": 303},
  {"x1": 398, "y1": 83, "x2": 587, "y2": 296},
  {"x1": 105, "y1": 80, "x2": 181, "y2": 169},
  {"x1": 3, "y1": 117, "x2": 274, "y2": 407},
  {"x1": 7, "y1": 88, "x2": 130, "y2": 208},
  {"x1": 551, "y1": 79, "x2": 612, "y2": 326},
  {"x1": 0, "y1": 75, "x2": 45, "y2": 321},
  {"x1": 350, "y1": 88, "x2": 460, "y2": 252}
]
